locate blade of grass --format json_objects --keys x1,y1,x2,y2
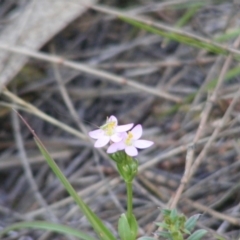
[
  {"x1": 16, "y1": 112, "x2": 116, "y2": 240},
  {"x1": 206, "y1": 66, "x2": 240, "y2": 90},
  {"x1": 0, "y1": 221, "x2": 96, "y2": 240},
  {"x1": 35, "y1": 140, "x2": 115, "y2": 240},
  {"x1": 176, "y1": 5, "x2": 200, "y2": 27},
  {"x1": 86, "y1": 4, "x2": 240, "y2": 59},
  {"x1": 163, "y1": 4, "x2": 200, "y2": 46},
  {"x1": 215, "y1": 28, "x2": 240, "y2": 43},
  {"x1": 120, "y1": 16, "x2": 229, "y2": 57},
  {"x1": 172, "y1": 0, "x2": 225, "y2": 10}
]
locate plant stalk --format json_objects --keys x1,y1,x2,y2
[{"x1": 126, "y1": 181, "x2": 133, "y2": 219}]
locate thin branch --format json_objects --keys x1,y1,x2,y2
[
  {"x1": 0, "y1": 43, "x2": 181, "y2": 102},
  {"x1": 3, "y1": 88, "x2": 86, "y2": 140},
  {"x1": 184, "y1": 198, "x2": 240, "y2": 226},
  {"x1": 168, "y1": 36, "x2": 240, "y2": 208}
]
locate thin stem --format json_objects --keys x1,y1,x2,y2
[{"x1": 126, "y1": 181, "x2": 133, "y2": 219}]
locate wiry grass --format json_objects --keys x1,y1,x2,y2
[{"x1": 1, "y1": 1, "x2": 240, "y2": 239}]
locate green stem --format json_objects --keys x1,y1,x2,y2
[{"x1": 126, "y1": 181, "x2": 133, "y2": 219}]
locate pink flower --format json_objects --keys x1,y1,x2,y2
[
  {"x1": 89, "y1": 116, "x2": 133, "y2": 148},
  {"x1": 107, "y1": 124, "x2": 154, "y2": 156}
]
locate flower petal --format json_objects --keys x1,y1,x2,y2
[
  {"x1": 125, "y1": 146, "x2": 138, "y2": 156},
  {"x1": 131, "y1": 124, "x2": 142, "y2": 140},
  {"x1": 108, "y1": 115, "x2": 118, "y2": 125},
  {"x1": 111, "y1": 133, "x2": 122, "y2": 142},
  {"x1": 116, "y1": 142, "x2": 126, "y2": 151},
  {"x1": 116, "y1": 123, "x2": 134, "y2": 132},
  {"x1": 89, "y1": 129, "x2": 104, "y2": 139},
  {"x1": 94, "y1": 136, "x2": 110, "y2": 148},
  {"x1": 119, "y1": 132, "x2": 128, "y2": 139},
  {"x1": 107, "y1": 143, "x2": 119, "y2": 154},
  {"x1": 134, "y1": 140, "x2": 154, "y2": 149}
]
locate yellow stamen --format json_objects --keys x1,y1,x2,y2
[
  {"x1": 101, "y1": 119, "x2": 116, "y2": 136},
  {"x1": 125, "y1": 132, "x2": 133, "y2": 145}
]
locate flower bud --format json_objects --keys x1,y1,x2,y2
[{"x1": 109, "y1": 151, "x2": 138, "y2": 182}]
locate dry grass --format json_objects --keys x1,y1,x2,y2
[{"x1": 1, "y1": 0, "x2": 240, "y2": 239}]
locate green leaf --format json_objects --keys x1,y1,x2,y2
[
  {"x1": 178, "y1": 215, "x2": 187, "y2": 229},
  {"x1": 187, "y1": 229, "x2": 208, "y2": 240},
  {"x1": 184, "y1": 214, "x2": 201, "y2": 232},
  {"x1": 155, "y1": 222, "x2": 168, "y2": 229},
  {"x1": 128, "y1": 214, "x2": 138, "y2": 239},
  {"x1": 118, "y1": 214, "x2": 133, "y2": 240},
  {"x1": 170, "y1": 208, "x2": 178, "y2": 221},
  {"x1": 35, "y1": 139, "x2": 115, "y2": 240},
  {"x1": 183, "y1": 229, "x2": 191, "y2": 235},
  {"x1": 157, "y1": 231, "x2": 172, "y2": 239},
  {"x1": 0, "y1": 221, "x2": 96, "y2": 240},
  {"x1": 172, "y1": 231, "x2": 184, "y2": 240},
  {"x1": 162, "y1": 209, "x2": 171, "y2": 216},
  {"x1": 137, "y1": 237, "x2": 155, "y2": 240},
  {"x1": 214, "y1": 236, "x2": 226, "y2": 240}
]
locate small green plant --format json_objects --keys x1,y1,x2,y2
[
  {"x1": 157, "y1": 209, "x2": 207, "y2": 240},
  {"x1": 0, "y1": 114, "x2": 209, "y2": 240},
  {"x1": 139, "y1": 209, "x2": 207, "y2": 240}
]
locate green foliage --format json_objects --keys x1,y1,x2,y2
[
  {"x1": 157, "y1": 209, "x2": 207, "y2": 240},
  {"x1": 109, "y1": 151, "x2": 138, "y2": 182},
  {"x1": 35, "y1": 139, "x2": 116, "y2": 240},
  {"x1": 184, "y1": 214, "x2": 201, "y2": 232},
  {"x1": 142, "y1": 209, "x2": 207, "y2": 240},
  {"x1": 158, "y1": 231, "x2": 173, "y2": 239},
  {"x1": 187, "y1": 230, "x2": 208, "y2": 240},
  {"x1": 110, "y1": 152, "x2": 138, "y2": 239},
  {"x1": 215, "y1": 236, "x2": 226, "y2": 240},
  {"x1": 17, "y1": 113, "x2": 116, "y2": 240},
  {"x1": 118, "y1": 214, "x2": 132, "y2": 240},
  {"x1": 137, "y1": 237, "x2": 155, "y2": 240},
  {"x1": 0, "y1": 221, "x2": 96, "y2": 240},
  {"x1": 128, "y1": 213, "x2": 138, "y2": 239},
  {"x1": 120, "y1": 17, "x2": 230, "y2": 57},
  {"x1": 118, "y1": 213, "x2": 138, "y2": 240}
]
